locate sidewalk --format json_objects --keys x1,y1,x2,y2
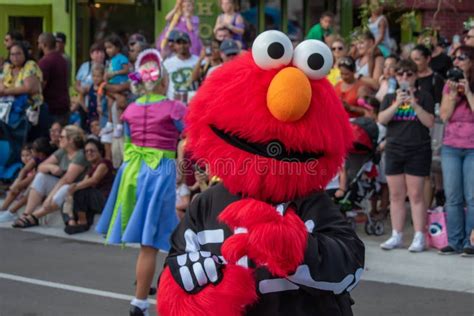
[{"x1": 1, "y1": 202, "x2": 473, "y2": 294}]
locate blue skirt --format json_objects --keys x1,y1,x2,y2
[{"x1": 96, "y1": 158, "x2": 178, "y2": 250}]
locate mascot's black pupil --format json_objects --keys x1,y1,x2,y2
[
  {"x1": 307, "y1": 53, "x2": 324, "y2": 70},
  {"x1": 267, "y1": 42, "x2": 285, "y2": 59}
]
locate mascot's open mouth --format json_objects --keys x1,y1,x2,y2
[{"x1": 210, "y1": 125, "x2": 324, "y2": 162}]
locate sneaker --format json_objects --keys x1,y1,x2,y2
[
  {"x1": 461, "y1": 247, "x2": 474, "y2": 257},
  {"x1": 438, "y1": 245, "x2": 459, "y2": 255},
  {"x1": 0, "y1": 211, "x2": 18, "y2": 223},
  {"x1": 129, "y1": 305, "x2": 149, "y2": 316},
  {"x1": 113, "y1": 124, "x2": 123, "y2": 138},
  {"x1": 380, "y1": 230, "x2": 403, "y2": 250},
  {"x1": 408, "y1": 232, "x2": 426, "y2": 252}
]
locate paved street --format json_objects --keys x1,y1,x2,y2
[{"x1": 0, "y1": 223, "x2": 473, "y2": 316}]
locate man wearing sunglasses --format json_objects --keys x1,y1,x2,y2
[
  {"x1": 378, "y1": 59, "x2": 435, "y2": 253},
  {"x1": 163, "y1": 31, "x2": 199, "y2": 103}
]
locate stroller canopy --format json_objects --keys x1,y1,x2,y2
[{"x1": 350, "y1": 117, "x2": 379, "y2": 155}]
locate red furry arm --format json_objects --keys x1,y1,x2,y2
[{"x1": 157, "y1": 192, "x2": 258, "y2": 316}]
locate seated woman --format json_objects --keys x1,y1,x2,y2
[
  {"x1": 214, "y1": 0, "x2": 245, "y2": 47},
  {"x1": 49, "y1": 121, "x2": 63, "y2": 149},
  {"x1": 12, "y1": 125, "x2": 89, "y2": 228},
  {"x1": 0, "y1": 138, "x2": 54, "y2": 222},
  {"x1": 64, "y1": 139, "x2": 114, "y2": 234},
  {"x1": 157, "y1": 0, "x2": 202, "y2": 56},
  {"x1": 334, "y1": 56, "x2": 370, "y2": 118}
]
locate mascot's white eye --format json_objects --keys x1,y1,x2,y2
[
  {"x1": 292, "y1": 40, "x2": 333, "y2": 80},
  {"x1": 252, "y1": 30, "x2": 293, "y2": 70}
]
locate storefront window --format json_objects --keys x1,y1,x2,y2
[{"x1": 76, "y1": 0, "x2": 154, "y2": 66}]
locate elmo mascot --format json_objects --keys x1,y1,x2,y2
[{"x1": 157, "y1": 31, "x2": 365, "y2": 316}]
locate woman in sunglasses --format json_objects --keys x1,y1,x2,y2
[
  {"x1": 438, "y1": 45, "x2": 474, "y2": 256},
  {"x1": 64, "y1": 139, "x2": 114, "y2": 234},
  {"x1": 327, "y1": 37, "x2": 346, "y2": 85},
  {"x1": 378, "y1": 59, "x2": 435, "y2": 252},
  {"x1": 334, "y1": 56, "x2": 370, "y2": 117}
]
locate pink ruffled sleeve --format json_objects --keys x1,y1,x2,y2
[{"x1": 170, "y1": 101, "x2": 187, "y2": 121}]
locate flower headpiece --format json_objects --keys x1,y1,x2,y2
[{"x1": 128, "y1": 48, "x2": 163, "y2": 84}]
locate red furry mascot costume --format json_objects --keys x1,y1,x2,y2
[{"x1": 157, "y1": 31, "x2": 365, "y2": 316}]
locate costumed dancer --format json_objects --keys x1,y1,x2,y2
[
  {"x1": 157, "y1": 31, "x2": 365, "y2": 315},
  {"x1": 96, "y1": 48, "x2": 186, "y2": 316}
]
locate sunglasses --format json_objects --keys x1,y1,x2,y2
[
  {"x1": 454, "y1": 54, "x2": 468, "y2": 61},
  {"x1": 338, "y1": 58, "x2": 354, "y2": 67},
  {"x1": 332, "y1": 46, "x2": 344, "y2": 51},
  {"x1": 396, "y1": 71, "x2": 414, "y2": 77}
]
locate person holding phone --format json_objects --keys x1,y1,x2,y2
[
  {"x1": 378, "y1": 59, "x2": 435, "y2": 252},
  {"x1": 438, "y1": 46, "x2": 474, "y2": 256},
  {"x1": 191, "y1": 39, "x2": 222, "y2": 86}
]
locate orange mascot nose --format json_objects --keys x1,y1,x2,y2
[{"x1": 266, "y1": 67, "x2": 312, "y2": 122}]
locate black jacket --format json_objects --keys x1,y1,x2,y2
[{"x1": 164, "y1": 183, "x2": 365, "y2": 316}]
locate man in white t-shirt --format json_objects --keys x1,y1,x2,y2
[{"x1": 163, "y1": 31, "x2": 199, "y2": 102}]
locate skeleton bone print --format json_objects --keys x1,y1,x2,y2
[{"x1": 164, "y1": 183, "x2": 365, "y2": 314}]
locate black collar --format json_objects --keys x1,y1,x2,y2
[{"x1": 210, "y1": 125, "x2": 324, "y2": 162}]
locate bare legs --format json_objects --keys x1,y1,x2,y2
[
  {"x1": 386, "y1": 174, "x2": 426, "y2": 233},
  {"x1": 135, "y1": 245, "x2": 158, "y2": 300},
  {"x1": 23, "y1": 189, "x2": 44, "y2": 215}
]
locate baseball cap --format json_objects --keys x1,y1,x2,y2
[
  {"x1": 220, "y1": 39, "x2": 240, "y2": 56},
  {"x1": 174, "y1": 31, "x2": 191, "y2": 43},
  {"x1": 129, "y1": 33, "x2": 147, "y2": 45},
  {"x1": 167, "y1": 29, "x2": 180, "y2": 42},
  {"x1": 55, "y1": 32, "x2": 66, "y2": 44}
]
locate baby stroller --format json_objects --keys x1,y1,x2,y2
[
  {"x1": 0, "y1": 95, "x2": 30, "y2": 182},
  {"x1": 337, "y1": 117, "x2": 385, "y2": 236}
]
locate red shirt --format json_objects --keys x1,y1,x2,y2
[
  {"x1": 38, "y1": 51, "x2": 70, "y2": 115},
  {"x1": 334, "y1": 80, "x2": 364, "y2": 118}
]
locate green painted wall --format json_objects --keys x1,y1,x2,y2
[{"x1": 0, "y1": 0, "x2": 73, "y2": 82}]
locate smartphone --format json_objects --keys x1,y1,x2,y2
[
  {"x1": 453, "y1": 35, "x2": 460, "y2": 44},
  {"x1": 205, "y1": 46, "x2": 212, "y2": 56},
  {"x1": 399, "y1": 82, "x2": 410, "y2": 93},
  {"x1": 194, "y1": 164, "x2": 206, "y2": 174}
]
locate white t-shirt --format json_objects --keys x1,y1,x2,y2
[
  {"x1": 163, "y1": 54, "x2": 199, "y2": 100},
  {"x1": 176, "y1": 183, "x2": 191, "y2": 205}
]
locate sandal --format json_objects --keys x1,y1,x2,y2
[{"x1": 12, "y1": 214, "x2": 39, "y2": 228}]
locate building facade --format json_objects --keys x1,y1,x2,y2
[{"x1": 1, "y1": 0, "x2": 472, "y2": 80}]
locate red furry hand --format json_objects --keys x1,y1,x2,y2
[
  {"x1": 220, "y1": 199, "x2": 308, "y2": 277},
  {"x1": 157, "y1": 265, "x2": 257, "y2": 316}
]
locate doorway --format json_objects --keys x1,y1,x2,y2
[{"x1": 9, "y1": 17, "x2": 43, "y2": 59}]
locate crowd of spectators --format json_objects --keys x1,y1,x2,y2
[{"x1": 0, "y1": 0, "x2": 472, "y2": 256}]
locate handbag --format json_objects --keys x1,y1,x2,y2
[
  {"x1": 0, "y1": 96, "x2": 14, "y2": 124},
  {"x1": 427, "y1": 207, "x2": 448, "y2": 250},
  {"x1": 0, "y1": 94, "x2": 30, "y2": 126}
]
